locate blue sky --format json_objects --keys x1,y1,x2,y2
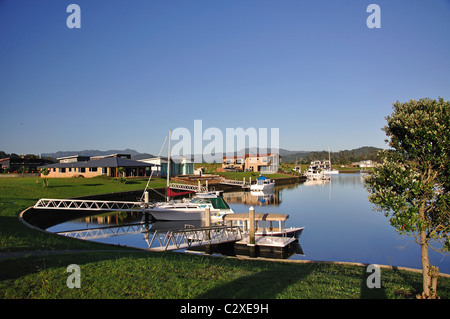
[{"x1": 1, "y1": 0, "x2": 449, "y2": 156}]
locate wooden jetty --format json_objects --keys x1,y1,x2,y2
[{"x1": 191, "y1": 206, "x2": 303, "y2": 259}]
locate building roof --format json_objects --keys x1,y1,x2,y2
[
  {"x1": 41, "y1": 157, "x2": 154, "y2": 168},
  {"x1": 223, "y1": 212, "x2": 289, "y2": 222},
  {"x1": 223, "y1": 153, "x2": 279, "y2": 159}
]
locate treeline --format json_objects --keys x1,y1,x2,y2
[
  {"x1": 0, "y1": 151, "x2": 53, "y2": 160},
  {"x1": 284, "y1": 146, "x2": 383, "y2": 165}
]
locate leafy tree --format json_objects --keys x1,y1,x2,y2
[
  {"x1": 40, "y1": 167, "x2": 49, "y2": 187},
  {"x1": 365, "y1": 97, "x2": 449, "y2": 298}
]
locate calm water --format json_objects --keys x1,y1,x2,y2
[{"x1": 47, "y1": 174, "x2": 449, "y2": 273}]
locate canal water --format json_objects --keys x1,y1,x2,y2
[{"x1": 46, "y1": 174, "x2": 449, "y2": 273}]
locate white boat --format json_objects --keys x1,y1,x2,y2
[
  {"x1": 305, "y1": 162, "x2": 326, "y2": 180},
  {"x1": 143, "y1": 129, "x2": 234, "y2": 221},
  {"x1": 250, "y1": 176, "x2": 275, "y2": 191},
  {"x1": 150, "y1": 192, "x2": 234, "y2": 221},
  {"x1": 305, "y1": 160, "x2": 332, "y2": 180},
  {"x1": 323, "y1": 148, "x2": 339, "y2": 175},
  {"x1": 223, "y1": 212, "x2": 304, "y2": 239}
]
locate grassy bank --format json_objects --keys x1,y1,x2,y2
[
  {"x1": 0, "y1": 176, "x2": 165, "y2": 251},
  {"x1": 1, "y1": 176, "x2": 449, "y2": 299},
  {"x1": 2, "y1": 251, "x2": 449, "y2": 299}
]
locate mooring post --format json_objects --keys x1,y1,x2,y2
[
  {"x1": 204, "y1": 207, "x2": 211, "y2": 228},
  {"x1": 144, "y1": 191, "x2": 149, "y2": 204},
  {"x1": 249, "y1": 206, "x2": 256, "y2": 257},
  {"x1": 204, "y1": 206, "x2": 212, "y2": 253},
  {"x1": 249, "y1": 206, "x2": 255, "y2": 244}
]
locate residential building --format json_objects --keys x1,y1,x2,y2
[
  {"x1": 138, "y1": 156, "x2": 194, "y2": 177},
  {"x1": 0, "y1": 157, "x2": 54, "y2": 173},
  {"x1": 40, "y1": 154, "x2": 153, "y2": 178},
  {"x1": 222, "y1": 153, "x2": 281, "y2": 173}
]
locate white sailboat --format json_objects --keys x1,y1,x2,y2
[
  {"x1": 148, "y1": 129, "x2": 234, "y2": 221},
  {"x1": 323, "y1": 148, "x2": 339, "y2": 175}
]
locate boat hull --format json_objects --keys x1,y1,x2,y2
[
  {"x1": 250, "y1": 183, "x2": 275, "y2": 191},
  {"x1": 150, "y1": 208, "x2": 232, "y2": 221},
  {"x1": 256, "y1": 227, "x2": 304, "y2": 239}
]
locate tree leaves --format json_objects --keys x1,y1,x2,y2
[{"x1": 365, "y1": 97, "x2": 450, "y2": 250}]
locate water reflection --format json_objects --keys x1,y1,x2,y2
[{"x1": 223, "y1": 189, "x2": 281, "y2": 206}]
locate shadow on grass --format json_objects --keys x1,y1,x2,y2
[
  {"x1": 196, "y1": 262, "x2": 314, "y2": 299},
  {"x1": 0, "y1": 250, "x2": 144, "y2": 281}
]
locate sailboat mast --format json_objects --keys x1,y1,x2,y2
[{"x1": 166, "y1": 129, "x2": 172, "y2": 201}]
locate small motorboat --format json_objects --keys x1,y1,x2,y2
[
  {"x1": 223, "y1": 212, "x2": 304, "y2": 239},
  {"x1": 250, "y1": 176, "x2": 275, "y2": 191}
]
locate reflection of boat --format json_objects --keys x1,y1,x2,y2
[
  {"x1": 250, "y1": 176, "x2": 275, "y2": 191},
  {"x1": 250, "y1": 189, "x2": 274, "y2": 205},
  {"x1": 150, "y1": 192, "x2": 234, "y2": 221},
  {"x1": 303, "y1": 179, "x2": 331, "y2": 186},
  {"x1": 223, "y1": 212, "x2": 304, "y2": 239}
]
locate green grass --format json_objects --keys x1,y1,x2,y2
[
  {"x1": 1, "y1": 176, "x2": 449, "y2": 299},
  {"x1": 0, "y1": 176, "x2": 166, "y2": 252},
  {"x1": 2, "y1": 251, "x2": 448, "y2": 299}
]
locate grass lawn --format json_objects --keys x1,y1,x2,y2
[
  {"x1": 1, "y1": 176, "x2": 449, "y2": 299},
  {"x1": 0, "y1": 176, "x2": 166, "y2": 251},
  {"x1": 2, "y1": 251, "x2": 449, "y2": 299}
]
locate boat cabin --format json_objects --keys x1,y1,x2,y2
[{"x1": 223, "y1": 212, "x2": 289, "y2": 235}]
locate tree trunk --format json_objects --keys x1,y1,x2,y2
[
  {"x1": 420, "y1": 232, "x2": 431, "y2": 298},
  {"x1": 419, "y1": 230, "x2": 439, "y2": 298}
]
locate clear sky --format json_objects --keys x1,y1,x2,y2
[{"x1": 1, "y1": 0, "x2": 449, "y2": 156}]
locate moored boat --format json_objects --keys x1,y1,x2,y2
[
  {"x1": 149, "y1": 191, "x2": 234, "y2": 221},
  {"x1": 250, "y1": 175, "x2": 275, "y2": 191},
  {"x1": 223, "y1": 212, "x2": 304, "y2": 239}
]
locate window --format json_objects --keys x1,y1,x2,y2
[
  {"x1": 89, "y1": 167, "x2": 97, "y2": 172},
  {"x1": 79, "y1": 167, "x2": 85, "y2": 173},
  {"x1": 60, "y1": 168, "x2": 66, "y2": 173}
]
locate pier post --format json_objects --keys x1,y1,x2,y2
[
  {"x1": 204, "y1": 207, "x2": 212, "y2": 253},
  {"x1": 144, "y1": 191, "x2": 149, "y2": 204},
  {"x1": 248, "y1": 206, "x2": 256, "y2": 257},
  {"x1": 249, "y1": 206, "x2": 255, "y2": 245},
  {"x1": 204, "y1": 207, "x2": 211, "y2": 229}
]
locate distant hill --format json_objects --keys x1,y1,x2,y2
[
  {"x1": 281, "y1": 146, "x2": 384, "y2": 164},
  {"x1": 38, "y1": 146, "x2": 383, "y2": 165}
]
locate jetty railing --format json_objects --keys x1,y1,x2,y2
[
  {"x1": 219, "y1": 178, "x2": 251, "y2": 188},
  {"x1": 34, "y1": 198, "x2": 147, "y2": 212},
  {"x1": 168, "y1": 182, "x2": 208, "y2": 193},
  {"x1": 55, "y1": 223, "x2": 242, "y2": 251},
  {"x1": 56, "y1": 223, "x2": 148, "y2": 240},
  {"x1": 147, "y1": 225, "x2": 243, "y2": 251}
]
